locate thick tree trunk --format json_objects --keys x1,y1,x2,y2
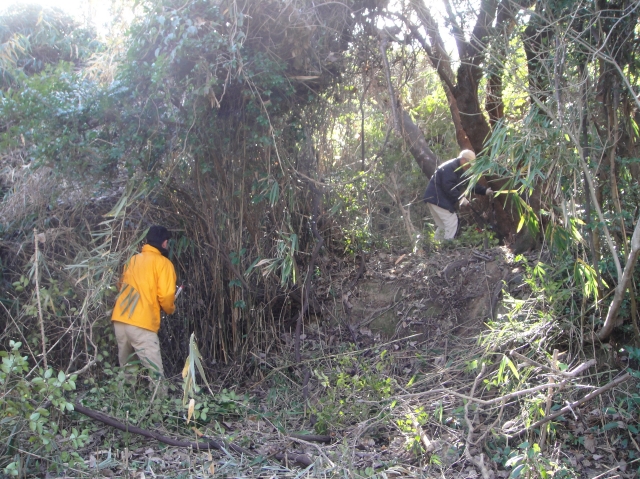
[
  {"x1": 607, "y1": 77, "x2": 627, "y2": 251},
  {"x1": 577, "y1": 54, "x2": 603, "y2": 290},
  {"x1": 454, "y1": 68, "x2": 491, "y2": 153},
  {"x1": 452, "y1": 0, "x2": 497, "y2": 152},
  {"x1": 485, "y1": 73, "x2": 504, "y2": 128},
  {"x1": 399, "y1": 17, "x2": 472, "y2": 150},
  {"x1": 410, "y1": 0, "x2": 507, "y2": 153}
]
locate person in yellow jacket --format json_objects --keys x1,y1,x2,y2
[{"x1": 111, "y1": 225, "x2": 176, "y2": 378}]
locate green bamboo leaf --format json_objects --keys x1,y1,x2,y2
[
  {"x1": 269, "y1": 180, "x2": 279, "y2": 206},
  {"x1": 504, "y1": 356, "x2": 520, "y2": 380},
  {"x1": 104, "y1": 194, "x2": 129, "y2": 218},
  {"x1": 497, "y1": 357, "x2": 506, "y2": 383},
  {"x1": 244, "y1": 257, "x2": 261, "y2": 276},
  {"x1": 505, "y1": 454, "x2": 524, "y2": 468},
  {"x1": 281, "y1": 260, "x2": 291, "y2": 284},
  {"x1": 194, "y1": 346, "x2": 212, "y2": 393}
]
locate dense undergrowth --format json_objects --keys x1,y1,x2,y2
[
  {"x1": 1, "y1": 189, "x2": 639, "y2": 477},
  {"x1": 2, "y1": 0, "x2": 640, "y2": 477}
]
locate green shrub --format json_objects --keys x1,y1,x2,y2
[{"x1": 1, "y1": 341, "x2": 86, "y2": 476}]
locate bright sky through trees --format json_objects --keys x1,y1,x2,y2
[
  {"x1": 3, "y1": 0, "x2": 113, "y2": 33},
  {"x1": 6, "y1": 0, "x2": 461, "y2": 55}
]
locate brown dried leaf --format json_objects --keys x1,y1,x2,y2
[
  {"x1": 359, "y1": 327, "x2": 372, "y2": 337},
  {"x1": 583, "y1": 435, "x2": 596, "y2": 453},
  {"x1": 187, "y1": 398, "x2": 195, "y2": 424}
]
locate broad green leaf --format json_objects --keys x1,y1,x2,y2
[
  {"x1": 510, "y1": 464, "x2": 525, "y2": 478},
  {"x1": 602, "y1": 421, "x2": 619, "y2": 431},
  {"x1": 505, "y1": 454, "x2": 524, "y2": 468}
]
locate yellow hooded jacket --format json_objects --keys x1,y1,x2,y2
[{"x1": 111, "y1": 244, "x2": 176, "y2": 333}]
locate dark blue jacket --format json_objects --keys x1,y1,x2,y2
[{"x1": 423, "y1": 158, "x2": 487, "y2": 213}]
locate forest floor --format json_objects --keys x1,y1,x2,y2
[{"x1": 61, "y1": 244, "x2": 638, "y2": 479}]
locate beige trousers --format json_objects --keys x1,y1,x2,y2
[
  {"x1": 427, "y1": 203, "x2": 458, "y2": 240},
  {"x1": 113, "y1": 321, "x2": 164, "y2": 377}
]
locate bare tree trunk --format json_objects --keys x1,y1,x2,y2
[
  {"x1": 399, "y1": 17, "x2": 472, "y2": 150},
  {"x1": 379, "y1": 33, "x2": 440, "y2": 177},
  {"x1": 631, "y1": 112, "x2": 640, "y2": 183},
  {"x1": 486, "y1": 70, "x2": 505, "y2": 128},
  {"x1": 579, "y1": 56, "x2": 602, "y2": 290},
  {"x1": 597, "y1": 213, "x2": 640, "y2": 341},
  {"x1": 294, "y1": 183, "x2": 323, "y2": 363},
  {"x1": 410, "y1": 0, "x2": 496, "y2": 153},
  {"x1": 360, "y1": 69, "x2": 369, "y2": 171},
  {"x1": 400, "y1": 111, "x2": 439, "y2": 178},
  {"x1": 379, "y1": 35, "x2": 401, "y2": 134},
  {"x1": 607, "y1": 77, "x2": 627, "y2": 252}
]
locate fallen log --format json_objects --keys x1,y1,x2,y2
[{"x1": 74, "y1": 402, "x2": 251, "y2": 455}]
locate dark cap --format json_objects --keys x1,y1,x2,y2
[{"x1": 146, "y1": 225, "x2": 171, "y2": 250}]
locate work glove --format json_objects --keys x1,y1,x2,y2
[
  {"x1": 459, "y1": 197, "x2": 470, "y2": 207},
  {"x1": 486, "y1": 188, "x2": 494, "y2": 196}
]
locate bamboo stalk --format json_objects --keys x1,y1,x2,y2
[{"x1": 34, "y1": 229, "x2": 47, "y2": 371}]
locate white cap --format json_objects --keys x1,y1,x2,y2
[{"x1": 459, "y1": 150, "x2": 476, "y2": 161}]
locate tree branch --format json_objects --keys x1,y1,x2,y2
[
  {"x1": 597, "y1": 214, "x2": 640, "y2": 340},
  {"x1": 74, "y1": 402, "x2": 252, "y2": 455},
  {"x1": 509, "y1": 373, "x2": 631, "y2": 438}
]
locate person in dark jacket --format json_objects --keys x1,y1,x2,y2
[{"x1": 424, "y1": 150, "x2": 493, "y2": 240}]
